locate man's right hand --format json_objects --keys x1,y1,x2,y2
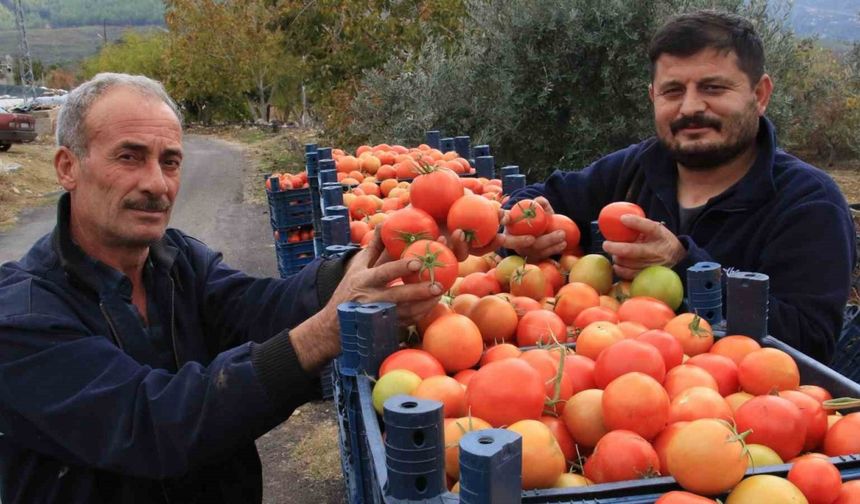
[{"x1": 504, "y1": 197, "x2": 568, "y2": 262}]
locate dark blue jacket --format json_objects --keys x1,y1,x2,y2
[
  {"x1": 0, "y1": 194, "x2": 347, "y2": 503},
  {"x1": 509, "y1": 118, "x2": 856, "y2": 362}
]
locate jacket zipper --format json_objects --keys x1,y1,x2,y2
[
  {"x1": 169, "y1": 276, "x2": 180, "y2": 371},
  {"x1": 99, "y1": 302, "x2": 125, "y2": 351}
]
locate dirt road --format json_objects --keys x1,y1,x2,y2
[{"x1": 0, "y1": 136, "x2": 346, "y2": 504}]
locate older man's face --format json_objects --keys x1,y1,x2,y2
[
  {"x1": 649, "y1": 48, "x2": 770, "y2": 170},
  {"x1": 68, "y1": 86, "x2": 183, "y2": 248}
]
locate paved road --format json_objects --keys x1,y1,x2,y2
[
  {"x1": 0, "y1": 136, "x2": 277, "y2": 274},
  {"x1": 0, "y1": 136, "x2": 345, "y2": 503}
]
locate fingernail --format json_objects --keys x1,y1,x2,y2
[
  {"x1": 408, "y1": 260, "x2": 421, "y2": 271},
  {"x1": 430, "y1": 283, "x2": 442, "y2": 295},
  {"x1": 556, "y1": 231, "x2": 566, "y2": 240}
]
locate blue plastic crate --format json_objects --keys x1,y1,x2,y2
[
  {"x1": 333, "y1": 289, "x2": 860, "y2": 503},
  {"x1": 320, "y1": 360, "x2": 335, "y2": 401},
  {"x1": 348, "y1": 356, "x2": 860, "y2": 504},
  {"x1": 275, "y1": 240, "x2": 315, "y2": 278},
  {"x1": 267, "y1": 187, "x2": 313, "y2": 229}
]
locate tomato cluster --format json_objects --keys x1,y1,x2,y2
[
  {"x1": 266, "y1": 171, "x2": 309, "y2": 191},
  {"x1": 319, "y1": 143, "x2": 858, "y2": 499},
  {"x1": 273, "y1": 227, "x2": 314, "y2": 243},
  {"x1": 370, "y1": 248, "x2": 860, "y2": 500}
]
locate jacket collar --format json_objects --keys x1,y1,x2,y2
[
  {"x1": 641, "y1": 116, "x2": 779, "y2": 212},
  {"x1": 51, "y1": 192, "x2": 180, "y2": 297}
]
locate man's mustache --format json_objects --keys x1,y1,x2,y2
[
  {"x1": 671, "y1": 113, "x2": 722, "y2": 134},
  {"x1": 123, "y1": 197, "x2": 172, "y2": 212}
]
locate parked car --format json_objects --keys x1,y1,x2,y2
[{"x1": 0, "y1": 106, "x2": 37, "y2": 152}]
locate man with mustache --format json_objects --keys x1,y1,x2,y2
[
  {"x1": 0, "y1": 73, "x2": 442, "y2": 503},
  {"x1": 504, "y1": 10, "x2": 855, "y2": 363}
]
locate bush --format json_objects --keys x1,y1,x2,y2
[{"x1": 346, "y1": 0, "x2": 860, "y2": 180}]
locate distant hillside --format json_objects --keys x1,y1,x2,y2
[
  {"x1": 0, "y1": 0, "x2": 164, "y2": 30},
  {"x1": 788, "y1": 0, "x2": 860, "y2": 41},
  {"x1": 0, "y1": 24, "x2": 162, "y2": 66}
]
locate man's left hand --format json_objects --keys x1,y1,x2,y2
[{"x1": 601, "y1": 214, "x2": 686, "y2": 280}]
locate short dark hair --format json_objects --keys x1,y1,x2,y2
[{"x1": 648, "y1": 10, "x2": 765, "y2": 86}]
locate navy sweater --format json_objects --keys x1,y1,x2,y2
[
  {"x1": 0, "y1": 194, "x2": 348, "y2": 503},
  {"x1": 508, "y1": 118, "x2": 856, "y2": 362}
]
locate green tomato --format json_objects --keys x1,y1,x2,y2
[
  {"x1": 630, "y1": 265, "x2": 683, "y2": 311},
  {"x1": 372, "y1": 369, "x2": 422, "y2": 415}
]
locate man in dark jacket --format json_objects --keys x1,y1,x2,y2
[
  {"x1": 0, "y1": 73, "x2": 442, "y2": 503},
  {"x1": 503, "y1": 11, "x2": 855, "y2": 362}
]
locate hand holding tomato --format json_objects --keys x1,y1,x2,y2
[
  {"x1": 601, "y1": 215, "x2": 686, "y2": 280},
  {"x1": 444, "y1": 203, "x2": 507, "y2": 261},
  {"x1": 504, "y1": 197, "x2": 568, "y2": 261},
  {"x1": 316, "y1": 228, "x2": 444, "y2": 333}
]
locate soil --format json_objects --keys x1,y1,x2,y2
[{"x1": 0, "y1": 137, "x2": 62, "y2": 231}]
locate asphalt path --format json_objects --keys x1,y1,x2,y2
[{"x1": 0, "y1": 135, "x2": 278, "y2": 276}]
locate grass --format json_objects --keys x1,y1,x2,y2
[{"x1": 0, "y1": 24, "x2": 162, "y2": 66}]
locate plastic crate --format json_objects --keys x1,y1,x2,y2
[
  {"x1": 831, "y1": 304, "x2": 860, "y2": 383},
  {"x1": 320, "y1": 360, "x2": 335, "y2": 401},
  {"x1": 332, "y1": 261, "x2": 860, "y2": 503},
  {"x1": 267, "y1": 187, "x2": 313, "y2": 230},
  {"x1": 275, "y1": 239, "x2": 315, "y2": 278}
]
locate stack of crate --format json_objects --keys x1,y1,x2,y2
[{"x1": 266, "y1": 175, "x2": 316, "y2": 278}]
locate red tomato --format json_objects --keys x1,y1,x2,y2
[
  {"x1": 510, "y1": 264, "x2": 548, "y2": 301},
  {"x1": 835, "y1": 480, "x2": 860, "y2": 503},
  {"x1": 686, "y1": 353, "x2": 740, "y2": 397},
  {"x1": 457, "y1": 272, "x2": 502, "y2": 297},
  {"x1": 594, "y1": 339, "x2": 667, "y2": 388},
  {"x1": 401, "y1": 240, "x2": 458, "y2": 292},
  {"x1": 572, "y1": 305, "x2": 619, "y2": 329},
  {"x1": 584, "y1": 429, "x2": 661, "y2": 483},
  {"x1": 380, "y1": 206, "x2": 440, "y2": 259},
  {"x1": 824, "y1": 412, "x2": 860, "y2": 456},
  {"x1": 636, "y1": 329, "x2": 685, "y2": 370},
  {"x1": 653, "y1": 422, "x2": 689, "y2": 478},
  {"x1": 464, "y1": 358, "x2": 546, "y2": 427},
  {"x1": 480, "y1": 343, "x2": 522, "y2": 366},
  {"x1": 602, "y1": 372, "x2": 670, "y2": 441},
  {"x1": 410, "y1": 167, "x2": 464, "y2": 223},
  {"x1": 617, "y1": 296, "x2": 676, "y2": 330},
  {"x1": 560, "y1": 355, "x2": 595, "y2": 395},
  {"x1": 516, "y1": 309, "x2": 567, "y2": 347},
  {"x1": 735, "y1": 395, "x2": 806, "y2": 461},
  {"x1": 348, "y1": 194, "x2": 379, "y2": 220},
  {"x1": 666, "y1": 419, "x2": 748, "y2": 496},
  {"x1": 379, "y1": 349, "x2": 446, "y2": 379},
  {"x1": 507, "y1": 199, "x2": 549, "y2": 236},
  {"x1": 545, "y1": 214, "x2": 581, "y2": 253},
  {"x1": 447, "y1": 194, "x2": 500, "y2": 248},
  {"x1": 780, "y1": 390, "x2": 828, "y2": 452},
  {"x1": 469, "y1": 296, "x2": 519, "y2": 345},
  {"x1": 788, "y1": 455, "x2": 842, "y2": 504},
  {"x1": 598, "y1": 201, "x2": 646, "y2": 242},
  {"x1": 668, "y1": 387, "x2": 733, "y2": 423},
  {"x1": 539, "y1": 416, "x2": 576, "y2": 463},
  {"x1": 423, "y1": 314, "x2": 484, "y2": 373},
  {"x1": 737, "y1": 348, "x2": 800, "y2": 395},
  {"x1": 655, "y1": 491, "x2": 717, "y2": 503}
]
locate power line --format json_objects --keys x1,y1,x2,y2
[{"x1": 13, "y1": 0, "x2": 36, "y2": 100}]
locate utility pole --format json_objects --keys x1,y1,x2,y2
[{"x1": 13, "y1": 0, "x2": 36, "y2": 101}]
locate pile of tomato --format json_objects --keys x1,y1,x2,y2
[
  {"x1": 320, "y1": 142, "x2": 860, "y2": 502},
  {"x1": 266, "y1": 170, "x2": 310, "y2": 191}
]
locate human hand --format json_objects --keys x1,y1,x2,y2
[
  {"x1": 503, "y1": 197, "x2": 567, "y2": 262},
  {"x1": 601, "y1": 214, "x2": 686, "y2": 280},
  {"x1": 326, "y1": 227, "x2": 444, "y2": 328}
]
